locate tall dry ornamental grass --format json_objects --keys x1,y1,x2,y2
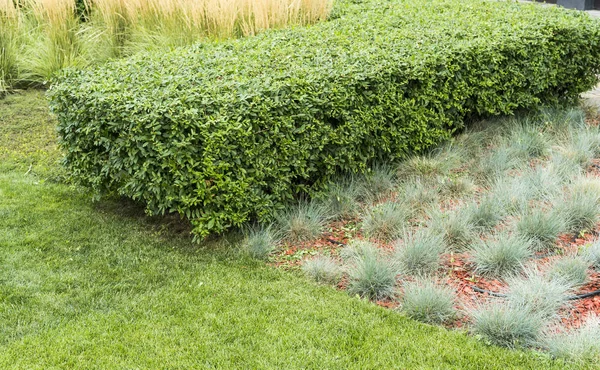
[
  {"x1": 1, "y1": 0, "x2": 332, "y2": 88},
  {"x1": 0, "y1": 0, "x2": 19, "y2": 91}
]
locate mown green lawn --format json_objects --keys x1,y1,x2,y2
[{"x1": 0, "y1": 91, "x2": 587, "y2": 368}]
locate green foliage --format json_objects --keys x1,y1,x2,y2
[
  {"x1": 471, "y1": 302, "x2": 546, "y2": 349},
  {"x1": 394, "y1": 229, "x2": 444, "y2": 276},
  {"x1": 242, "y1": 224, "x2": 279, "y2": 260},
  {"x1": 49, "y1": 0, "x2": 600, "y2": 238},
  {"x1": 547, "y1": 257, "x2": 589, "y2": 288},
  {"x1": 344, "y1": 241, "x2": 398, "y2": 300},
  {"x1": 471, "y1": 233, "x2": 531, "y2": 278},
  {"x1": 361, "y1": 201, "x2": 409, "y2": 242},
  {"x1": 277, "y1": 200, "x2": 329, "y2": 243},
  {"x1": 516, "y1": 208, "x2": 566, "y2": 252},
  {"x1": 401, "y1": 279, "x2": 456, "y2": 325},
  {"x1": 302, "y1": 255, "x2": 342, "y2": 285}
]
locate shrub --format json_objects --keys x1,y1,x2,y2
[
  {"x1": 242, "y1": 224, "x2": 279, "y2": 259},
  {"x1": 516, "y1": 208, "x2": 566, "y2": 252},
  {"x1": 471, "y1": 302, "x2": 545, "y2": 349},
  {"x1": 361, "y1": 201, "x2": 409, "y2": 242},
  {"x1": 345, "y1": 241, "x2": 397, "y2": 300},
  {"x1": 49, "y1": 0, "x2": 600, "y2": 238},
  {"x1": 471, "y1": 233, "x2": 531, "y2": 278},
  {"x1": 548, "y1": 257, "x2": 589, "y2": 288},
  {"x1": 505, "y1": 270, "x2": 570, "y2": 318},
  {"x1": 542, "y1": 315, "x2": 600, "y2": 364},
  {"x1": 276, "y1": 200, "x2": 328, "y2": 243},
  {"x1": 401, "y1": 279, "x2": 455, "y2": 325},
  {"x1": 394, "y1": 229, "x2": 444, "y2": 276},
  {"x1": 302, "y1": 255, "x2": 341, "y2": 285}
]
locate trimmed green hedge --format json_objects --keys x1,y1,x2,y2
[{"x1": 49, "y1": 0, "x2": 600, "y2": 238}]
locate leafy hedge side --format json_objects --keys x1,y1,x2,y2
[{"x1": 49, "y1": 0, "x2": 600, "y2": 238}]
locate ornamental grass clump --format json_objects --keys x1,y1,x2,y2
[
  {"x1": 357, "y1": 163, "x2": 397, "y2": 202},
  {"x1": 242, "y1": 224, "x2": 279, "y2": 260},
  {"x1": 555, "y1": 191, "x2": 600, "y2": 235},
  {"x1": 583, "y1": 239, "x2": 600, "y2": 269},
  {"x1": 394, "y1": 229, "x2": 444, "y2": 276},
  {"x1": 24, "y1": 0, "x2": 83, "y2": 82},
  {"x1": 0, "y1": 0, "x2": 19, "y2": 92},
  {"x1": 277, "y1": 201, "x2": 329, "y2": 243},
  {"x1": 344, "y1": 241, "x2": 398, "y2": 300},
  {"x1": 464, "y1": 197, "x2": 505, "y2": 231},
  {"x1": 302, "y1": 255, "x2": 341, "y2": 285},
  {"x1": 471, "y1": 302, "x2": 546, "y2": 349},
  {"x1": 401, "y1": 279, "x2": 456, "y2": 325},
  {"x1": 542, "y1": 314, "x2": 600, "y2": 364},
  {"x1": 471, "y1": 233, "x2": 531, "y2": 278},
  {"x1": 547, "y1": 257, "x2": 589, "y2": 288},
  {"x1": 506, "y1": 270, "x2": 571, "y2": 319},
  {"x1": 320, "y1": 177, "x2": 361, "y2": 220},
  {"x1": 507, "y1": 123, "x2": 550, "y2": 159},
  {"x1": 516, "y1": 208, "x2": 566, "y2": 252},
  {"x1": 361, "y1": 201, "x2": 409, "y2": 242},
  {"x1": 429, "y1": 210, "x2": 473, "y2": 251}
]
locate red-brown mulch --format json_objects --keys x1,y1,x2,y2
[{"x1": 271, "y1": 114, "x2": 600, "y2": 331}]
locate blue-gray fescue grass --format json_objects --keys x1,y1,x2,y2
[
  {"x1": 242, "y1": 224, "x2": 279, "y2": 260},
  {"x1": 357, "y1": 163, "x2": 397, "y2": 202},
  {"x1": 394, "y1": 229, "x2": 444, "y2": 276},
  {"x1": 583, "y1": 239, "x2": 600, "y2": 270},
  {"x1": 344, "y1": 241, "x2": 398, "y2": 300},
  {"x1": 428, "y1": 209, "x2": 474, "y2": 251},
  {"x1": 361, "y1": 201, "x2": 409, "y2": 242},
  {"x1": 505, "y1": 270, "x2": 571, "y2": 319},
  {"x1": 401, "y1": 279, "x2": 456, "y2": 325},
  {"x1": 542, "y1": 314, "x2": 600, "y2": 365},
  {"x1": 398, "y1": 179, "x2": 439, "y2": 216},
  {"x1": 277, "y1": 200, "x2": 329, "y2": 243},
  {"x1": 320, "y1": 177, "x2": 361, "y2": 220},
  {"x1": 471, "y1": 233, "x2": 531, "y2": 278},
  {"x1": 555, "y1": 190, "x2": 600, "y2": 235},
  {"x1": 471, "y1": 302, "x2": 546, "y2": 349},
  {"x1": 302, "y1": 255, "x2": 342, "y2": 285},
  {"x1": 463, "y1": 196, "x2": 505, "y2": 232},
  {"x1": 547, "y1": 257, "x2": 589, "y2": 288},
  {"x1": 516, "y1": 208, "x2": 566, "y2": 252}
]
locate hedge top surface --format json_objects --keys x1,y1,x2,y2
[
  {"x1": 49, "y1": 0, "x2": 600, "y2": 237},
  {"x1": 53, "y1": 0, "x2": 597, "y2": 88}
]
